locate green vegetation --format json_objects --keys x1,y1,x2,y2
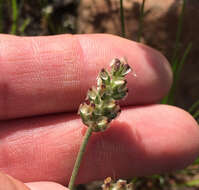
[
  {"x1": 10, "y1": 0, "x2": 18, "y2": 34},
  {"x1": 0, "y1": 0, "x2": 3, "y2": 33},
  {"x1": 161, "y1": 0, "x2": 191, "y2": 105}
]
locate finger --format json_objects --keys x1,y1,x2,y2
[
  {"x1": 0, "y1": 34, "x2": 172, "y2": 119},
  {"x1": 0, "y1": 105, "x2": 198, "y2": 185},
  {"x1": 0, "y1": 171, "x2": 30, "y2": 190},
  {"x1": 26, "y1": 182, "x2": 68, "y2": 190}
]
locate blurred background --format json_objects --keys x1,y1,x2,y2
[{"x1": 1, "y1": 0, "x2": 199, "y2": 189}]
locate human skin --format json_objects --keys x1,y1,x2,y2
[{"x1": 0, "y1": 34, "x2": 198, "y2": 190}]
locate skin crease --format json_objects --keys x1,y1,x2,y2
[{"x1": 0, "y1": 34, "x2": 198, "y2": 190}]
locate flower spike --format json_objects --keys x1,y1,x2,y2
[{"x1": 78, "y1": 57, "x2": 132, "y2": 132}]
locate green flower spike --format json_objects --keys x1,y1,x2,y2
[
  {"x1": 68, "y1": 58, "x2": 132, "y2": 190},
  {"x1": 78, "y1": 57, "x2": 132, "y2": 132}
]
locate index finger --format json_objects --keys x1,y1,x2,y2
[{"x1": 0, "y1": 34, "x2": 172, "y2": 120}]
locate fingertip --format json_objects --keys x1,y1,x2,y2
[
  {"x1": 76, "y1": 34, "x2": 173, "y2": 104},
  {"x1": 135, "y1": 42, "x2": 173, "y2": 100},
  {"x1": 166, "y1": 105, "x2": 199, "y2": 168},
  {"x1": 124, "y1": 104, "x2": 199, "y2": 172}
]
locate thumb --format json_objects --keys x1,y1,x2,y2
[{"x1": 0, "y1": 172, "x2": 29, "y2": 190}]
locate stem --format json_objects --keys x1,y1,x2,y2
[
  {"x1": 120, "y1": 0, "x2": 125, "y2": 37},
  {"x1": 193, "y1": 110, "x2": 199, "y2": 121},
  {"x1": 11, "y1": 0, "x2": 18, "y2": 34},
  {"x1": 171, "y1": 0, "x2": 186, "y2": 65},
  {"x1": 161, "y1": 43, "x2": 192, "y2": 105},
  {"x1": 68, "y1": 126, "x2": 93, "y2": 190},
  {"x1": 0, "y1": 0, "x2": 3, "y2": 33},
  {"x1": 189, "y1": 100, "x2": 199, "y2": 114}
]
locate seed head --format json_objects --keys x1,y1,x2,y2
[{"x1": 78, "y1": 58, "x2": 132, "y2": 132}]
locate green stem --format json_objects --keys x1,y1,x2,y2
[
  {"x1": 120, "y1": 0, "x2": 125, "y2": 37},
  {"x1": 161, "y1": 42, "x2": 192, "y2": 105},
  {"x1": 68, "y1": 126, "x2": 93, "y2": 190},
  {"x1": 188, "y1": 100, "x2": 199, "y2": 114},
  {"x1": 171, "y1": 0, "x2": 186, "y2": 65},
  {"x1": 193, "y1": 110, "x2": 199, "y2": 120},
  {"x1": 0, "y1": 0, "x2": 3, "y2": 33},
  {"x1": 11, "y1": 0, "x2": 18, "y2": 34}
]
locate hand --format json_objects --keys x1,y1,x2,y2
[{"x1": 0, "y1": 34, "x2": 198, "y2": 190}]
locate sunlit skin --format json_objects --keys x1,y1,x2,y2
[{"x1": 0, "y1": 34, "x2": 198, "y2": 190}]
